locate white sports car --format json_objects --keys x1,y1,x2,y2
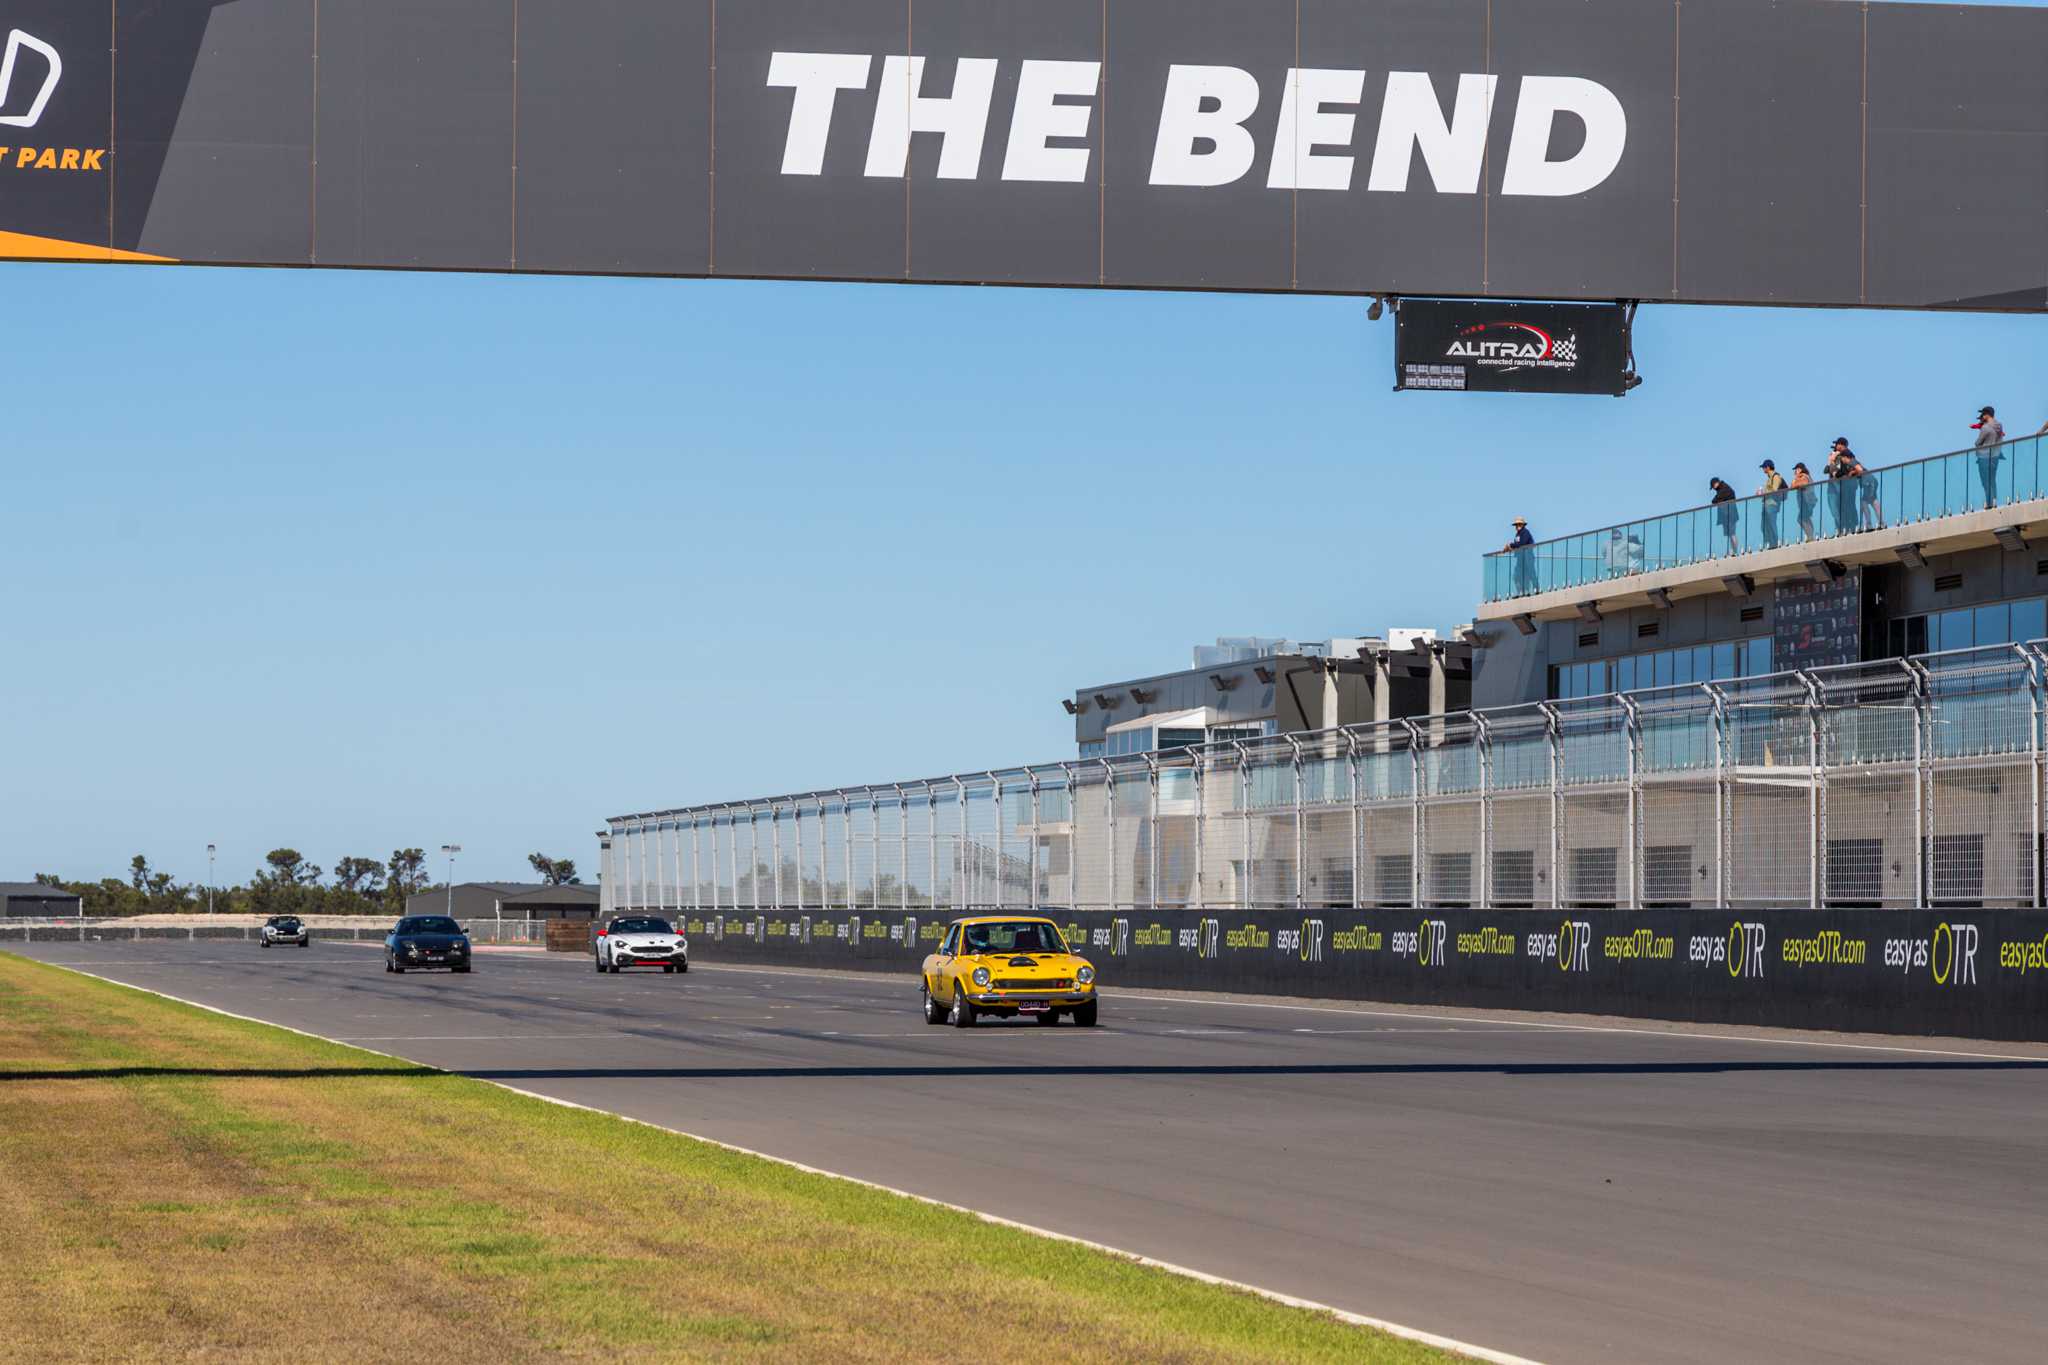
[{"x1": 595, "y1": 916, "x2": 689, "y2": 974}]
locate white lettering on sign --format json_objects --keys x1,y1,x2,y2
[
  {"x1": 768, "y1": 54, "x2": 1628, "y2": 198},
  {"x1": 1002, "y1": 59, "x2": 1100, "y2": 183},
  {"x1": 865, "y1": 55, "x2": 999, "y2": 180},
  {"x1": 1367, "y1": 72, "x2": 1498, "y2": 193}
]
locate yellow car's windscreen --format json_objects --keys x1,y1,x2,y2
[{"x1": 961, "y1": 921, "x2": 1068, "y2": 955}]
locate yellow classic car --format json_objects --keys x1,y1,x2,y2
[{"x1": 921, "y1": 915, "x2": 1098, "y2": 1027}]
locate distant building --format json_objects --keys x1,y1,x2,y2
[
  {"x1": 1, "y1": 882, "x2": 83, "y2": 917},
  {"x1": 1071, "y1": 634, "x2": 1472, "y2": 757},
  {"x1": 404, "y1": 881, "x2": 598, "y2": 923}
]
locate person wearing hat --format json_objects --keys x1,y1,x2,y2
[
  {"x1": 1823, "y1": 437, "x2": 1862, "y2": 536},
  {"x1": 1709, "y1": 477, "x2": 1741, "y2": 555},
  {"x1": 1756, "y1": 459, "x2": 1788, "y2": 549},
  {"x1": 1972, "y1": 405, "x2": 2006, "y2": 511},
  {"x1": 1502, "y1": 516, "x2": 1537, "y2": 595}
]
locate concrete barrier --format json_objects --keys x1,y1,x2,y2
[{"x1": 671, "y1": 906, "x2": 2048, "y2": 1043}]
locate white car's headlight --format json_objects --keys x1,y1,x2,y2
[
  {"x1": 971, "y1": 967, "x2": 991, "y2": 988},
  {"x1": 1077, "y1": 965, "x2": 1095, "y2": 985}
]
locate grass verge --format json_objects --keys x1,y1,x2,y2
[{"x1": 0, "y1": 952, "x2": 1463, "y2": 1363}]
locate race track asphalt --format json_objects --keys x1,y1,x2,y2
[{"x1": 11, "y1": 939, "x2": 2048, "y2": 1365}]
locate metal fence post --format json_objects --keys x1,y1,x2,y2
[
  {"x1": 1538, "y1": 703, "x2": 1562, "y2": 911},
  {"x1": 1191, "y1": 748, "x2": 1207, "y2": 911},
  {"x1": 1401, "y1": 720, "x2": 1424, "y2": 907},
  {"x1": 1285, "y1": 735, "x2": 1306, "y2": 910},
  {"x1": 1057, "y1": 763, "x2": 1077, "y2": 909},
  {"x1": 691, "y1": 818, "x2": 703, "y2": 914},
  {"x1": 1143, "y1": 753, "x2": 1161, "y2": 911},
  {"x1": 2027, "y1": 644, "x2": 2046, "y2": 908},
  {"x1": 1800, "y1": 673, "x2": 1823, "y2": 910},
  {"x1": 1906, "y1": 660, "x2": 1930, "y2": 909},
  {"x1": 1229, "y1": 741, "x2": 1251, "y2": 908},
  {"x1": 1099, "y1": 759, "x2": 1118, "y2": 911},
  {"x1": 1473, "y1": 713, "x2": 1494, "y2": 911},
  {"x1": 1706, "y1": 684, "x2": 1729, "y2": 910},
  {"x1": 1346, "y1": 729, "x2": 1362, "y2": 910},
  {"x1": 1618, "y1": 693, "x2": 1642, "y2": 908},
  {"x1": 1025, "y1": 772, "x2": 1040, "y2": 911},
  {"x1": 897, "y1": 785, "x2": 910, "y2": 913},
  {"x1": 928, "y1": 785, "x2": 941, "y2": 912}
]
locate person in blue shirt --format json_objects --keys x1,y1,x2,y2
[{"x1": 1502, "y1": 517, "x2": 1536, "y2": 595}]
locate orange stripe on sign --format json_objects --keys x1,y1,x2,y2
[{"x1": 0, "y1": 230, "x2": 172, "y2": 262}]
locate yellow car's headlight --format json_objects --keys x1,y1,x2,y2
[
  {"x1": 1076, "y1": 965, "x2": 1095, "y2": 985},
  {"x1": 971, "y1": 967, "x2": 991, "y2": 988}
]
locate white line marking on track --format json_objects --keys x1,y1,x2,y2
[
  {"x1": 30, "y1": 957, "x2": 1541, "y2": 1365},
  {"x1": 338, "y1": 1034, "x2": 624, "y2": 1042}
]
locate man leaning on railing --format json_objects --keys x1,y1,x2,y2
[{"x1": 1503, "y1": 517, "x2": 1535, "y2": 595}]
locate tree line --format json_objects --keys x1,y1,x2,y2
[{"x1": 35, "y1": 850, "x2": 581, "y2": 918}]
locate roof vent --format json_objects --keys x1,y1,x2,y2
[
  {"x1": 1636, "y1": 622, "x2": 1659, "y2": 639},
  {"x1": 1934, "y1": 572, "x2": 1964, "y2": 593},
  {"x1": 1739, "y1": 605, "x2": 1765, "y2": 623},
  {"x1": 1577, "y1": 631, "x2": 1600, "y2": 648}
]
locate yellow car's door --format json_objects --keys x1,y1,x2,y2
[{"x1": 933, "y1": 923, "x2": 960, "y2": 999}]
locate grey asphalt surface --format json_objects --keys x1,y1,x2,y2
[{"x1": 11, "y1": 939, "x2": 2048, "y2": 1365}]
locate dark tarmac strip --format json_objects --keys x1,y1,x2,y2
[{"x1": 12, "y1": 941, "x2": 2048, "y2": 1365}]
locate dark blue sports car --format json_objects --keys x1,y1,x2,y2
[{"x1": 384, "y1": 916, "x2": 472, "y2": 974}]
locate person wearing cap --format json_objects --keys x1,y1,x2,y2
[
  {"x1": 1972, "y1": 405, "x2": 2006, "y2": 510},
  {"x1": 1824, "y1": 438, "x2": 1861, "y2": 536},
  {"x1": 1757, "y1": 459, "x2": 1788, "y2": 549},
  {"x1": 1502, "y1": 517, "x2": 1536, "y2": 595},
  {"x1": 1709, "y1": 477, "x2": 1740, "y2": 555}
]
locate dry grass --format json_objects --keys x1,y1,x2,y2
[{"x1": 0, "y1": 953, "x2": 1460, "y2": 1363}]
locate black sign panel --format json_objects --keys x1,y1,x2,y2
[
  {"x1": 673, "y1": 905, "x2": 2048, "y2": 1043},
  {"x1": 1774, "y1": 568, "x2": 1865, "y2": 673},
  {"x1": 0, "y1": 0, "x2": 2045, "y2": 311},
  {"x1": 1393, "y1": 298, "x2": 1630, "y2": 394}
]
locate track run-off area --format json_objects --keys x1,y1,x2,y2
[{"x1": 13, "y1": 940, "x2": 2048, "y2": 1365}]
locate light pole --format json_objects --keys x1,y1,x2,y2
[
  {"x1": 206, "y1": 844, "x2": 216, "y2": 915},
  {"x1": 441, "y1": 844, "x2": 461, "y2": 917}
]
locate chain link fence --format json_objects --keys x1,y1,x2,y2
[{"x1": 606, "y1": 642, "x2": 2048, "y2": 915}]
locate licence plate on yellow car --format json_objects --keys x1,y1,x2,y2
[{"x1": 1017, "y1": 1003, "x2": 1049, "y2": 1013}]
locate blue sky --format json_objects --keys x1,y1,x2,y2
[{"x1": 5, "y1": 260, "x2": 2045, "y2": 885}]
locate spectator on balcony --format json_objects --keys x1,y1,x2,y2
[
  {"x1": 1973, "y1": 405, "x2": 2006, "y2": 510},
  {"x1": 1503, "y1": 517, "x2": 1536, "y2": 595},
  {"x1": 1757, "y1": 460, "x2": 1788, "y2": 549},
  {"x1": 1710, "y1": 477, "x2": 1740, "y2": 555},
  {"x1": 1790, "y1": 462, "x2": 1818, "y2": 541},
  {"x1": 1824, "y1": 438, "x2": 1862, "y2": 534}
]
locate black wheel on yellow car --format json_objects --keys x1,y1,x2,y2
[
  {"x1": 949, "y1": 982, "x2": 976, "y2": 1028},
  {"x1": 1074, "y1": 1000, "x2": 1098, "y2": 1027},
  {"x1": 922, "y1": 983, "x2": 945, "y2": 1025}
]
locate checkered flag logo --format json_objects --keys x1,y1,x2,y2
[{"x1": 1551, "y1": 334, "x2": 1578, "y2": 363}]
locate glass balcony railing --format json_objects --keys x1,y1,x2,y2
[{"x1": 1482, "y1": 435, "x2": 2048, "y2": 604}]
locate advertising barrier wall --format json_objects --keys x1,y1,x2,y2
[
  {"x1": 1, "y1": 0, "x2": 2044, "y2": 309},
  {"x1": 677, "y1": 905, "x2": 2048, "y2": 1042}
]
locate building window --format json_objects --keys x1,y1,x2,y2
[
  {"x1": 1888, "y1": 594, "x2": 2047, "y2": 659},
  {"x1": 1551, "y1": 636, "x2": 1774, "y2": 701}
]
